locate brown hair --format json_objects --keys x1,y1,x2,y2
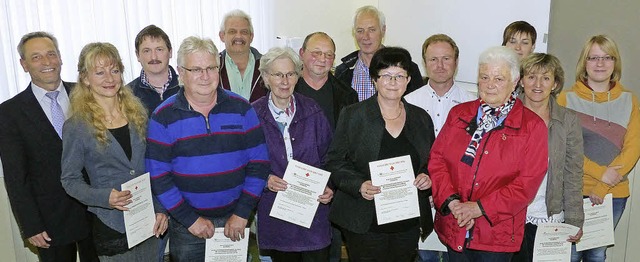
[{"x1": 501, "y1": 21, "x2": 537, "y2": 46}]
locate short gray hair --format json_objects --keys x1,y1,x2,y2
[
  {"x1": 478, "y1": 46, "x2": 520, "y2": 83},
  {"x1": 18, "y1": 31, "x2": 60, "y2": 59},
  {"x1": 259, "y1": 47, "x2": 303, "y2": 89},
  {"x1": 353, "y1": 5, "x2": 386, "y2": 31},
  {"x1": 220, "y1": 9, "x2": 254, "y2": 34},
  {"x1": 177, "y1": 36, "x2": 219, "y2": 67}
]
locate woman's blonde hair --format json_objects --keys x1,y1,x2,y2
[
  {"x1": 70, "y1": 42, "x2": 148, "y2": 145},
  {"x1": 575, "y1": 35, "x2": 622, "y2": 83}
]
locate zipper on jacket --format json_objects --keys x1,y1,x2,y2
[{"x1": 204, "y1": 115, "x2": 211, "y2": 133}]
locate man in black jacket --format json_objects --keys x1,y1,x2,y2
[
  {"x1": 0, "y1": 31, "x2": 97, "y2": 262},
  {"x1": 296, "y1": 32, "x2": 358, "y2": 130},
  {"x1": 335, "y1": 5, "x2": 423, "y2": 101},
  {"x1": 128, "y1": 24, "x2": 180, "y2": 116}
]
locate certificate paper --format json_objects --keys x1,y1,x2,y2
[
  {"x1": 205, "y1": 228, "x2": 250, "y2": 262},
  {"x1": 369, "y1": 155, "x2": 420, "y2": 225},
  {"x1": 532, "y1": 223, "x2": 580, "y2": 262},
  {"x1": 121, "y1": 172, "x2": 155, "y2": 248},
  {"x1": 269, "y1": 160, "x2": 331, "y2": 228},
  {"x1": 576, "y1": 193, "x2": 615, "y2": 251}
]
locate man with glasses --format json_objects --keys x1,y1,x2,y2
[
  {"x1": 0, "y1": 31, "x2": 97, "y2": 262},
  {"x1": 146, "y1": 36, "x2": 270, "y2": 261},
  {"x1": 296, "y1": 32, "x2": 358, "y2": 129},
  {"x1": 335, "y1": 5, "x2": 423, "y2": 101},
  {"x1": 294, "y1": 32, "x2": 358, "y2": 262},
  {"x1": 128, "y1": 25, "x2": 180, "y2": 116},
  {"x1": 218, "y1": 9, "x2": 266, "y2": 102}
]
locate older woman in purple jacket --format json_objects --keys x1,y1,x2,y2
[{"x1": 252, "y1": 46, "x2": 334, "y2": 262}]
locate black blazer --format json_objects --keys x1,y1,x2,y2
[
  {"x1": 0, "y1": 82, "x2": 90, "y2": 245},
  {"x1": 327, "y1": 94, "x2": 435, "y2": 239}
]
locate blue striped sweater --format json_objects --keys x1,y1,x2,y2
[{"x1": 146, "y1": 87, "x2": 269, "y2": 228}]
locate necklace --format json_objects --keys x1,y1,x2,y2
[
  {"x1": 105, "y1": 111, "x2": 120, "y2": 125},
  {"x1": 382, "y1": 106, "x2": 403, "y2": 121}
]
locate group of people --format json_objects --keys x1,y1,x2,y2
[{"x1": 0, "y1": 5, "x2": 637, "y2": 262}]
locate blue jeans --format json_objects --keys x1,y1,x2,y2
[
  {"x1": 417, "y1": 250, "x2": 448, "y2": 262},
  {"x1": 169, "y1": 216, "x2": 229, "y2": 262},
  {"x1": 571, "y1": 197, "x2": 627, "y2": 262}
]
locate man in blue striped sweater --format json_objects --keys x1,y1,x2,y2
[{"x1": 146, "y1": 36, "x2": 270, "y2": 261}]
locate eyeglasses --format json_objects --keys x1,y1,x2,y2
[
  {"x1": 586, "y1": 56, "x2": 615, "y2": 62},
  {"x1": 308, "y1": 50, "x2": 335, "y2": 59},
  {"x1": 270, "y1": 72, "x2": 298, "y2": 80},
  {"x1": 180, "y1": 66, "x2": 219, "y2": 75},
  {"x1": 378, "y1": 74, "x2": 408, "y2": 83}
]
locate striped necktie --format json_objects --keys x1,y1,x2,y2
[{"x1": 45, "y1": 91, "x2": 64, "y2": 138}]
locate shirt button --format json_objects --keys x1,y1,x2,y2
[
  {"x1": 291, "y1": 137, "x2": 296, "y2": 141},
  {"x1": 457, "y1": 246, "x2": 462, "y2": 250},
  {"x1": 475, "y1": 183, "x2": 479, "y2": 187},
  {"x1": 130, "y1": 170, "x2": 135, "y2": 176},
  {"x1": 484, "y1": 151, "x2": 489, "y2": 154}
]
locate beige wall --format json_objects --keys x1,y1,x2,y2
[
  {"x1": 549, "y1": 1, "x2": 640, "y2": 261},
  {"x1": 548, "y1": 0, "x2": 640, "y2": 93}
]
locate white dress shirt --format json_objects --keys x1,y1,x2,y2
[{"x1": 405, "y1": 81, "x2": 476, "y2": 137}]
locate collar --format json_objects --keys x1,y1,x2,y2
[
  {"x1": 427, "y1": 81, "x2": 457, "y2": 98},
  {"x1": 31, "y1": 81, "x2": 66, "y2": 102},
  {"x1": 172, "y1": 86, "x2": 230, "y2": 112},
  {"x1": 140, "y1": 67, "x2": 174, "y2": 90},
  {"x1": 571, "y1": 80, "x2": 624, "y2": 102}
]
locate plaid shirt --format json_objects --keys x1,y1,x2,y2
[
  {"x1": 140, "y1": 68, "x2": 173, "y2": 96},
  {"x1": 351, "y1": 58, "x2": 375, "y2": 101}
]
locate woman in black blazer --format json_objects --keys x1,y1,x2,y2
[{"x1": 327, "y1": 47, "x2": 435, "y2": 262}]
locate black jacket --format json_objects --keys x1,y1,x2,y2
[
  {"x1": 334, "y1": 50, "x2": 424, "y2": 97},
  {"x1": 128, "y1": 65, "x2": 181, "y2": 116},
  {"x1": 0, "y1": 82, "x2": 91, "y2": 245},
  {"x1": 326, "y1": 94, "x2": 435, "y2": 239},
  {"x1": 295, "y1": 73, "x2": 358, "y2": 128}
]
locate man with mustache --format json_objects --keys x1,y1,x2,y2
[
  {"x1": 218, "y1": 9, "x2": 266, "y2": 102},
  {"x1": 128, "y1": 24, "x2": 178, "y2": 261},
  {"x1": 128, "y1": 24, "x2": 180, "y2": 115}
]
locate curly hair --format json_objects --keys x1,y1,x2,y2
[{"x1": 70, "y1": 42, "x2": 148, "y2": 146}]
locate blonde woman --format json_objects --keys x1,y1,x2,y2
[
  {"x1": 558, "y1": 35, "x2": 640, "y2": 262},
  {"x1": 61, "y1": 42, "x2": 168, "y2": 261}
]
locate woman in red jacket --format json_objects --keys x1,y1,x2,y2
[{"x1": 429, "y1": 46, "x2": 548, "y2": 261}]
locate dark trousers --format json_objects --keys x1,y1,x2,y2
[
  {"x1": 270, "y1": 246, "x2": 330, "y2": 262},
  {"x1": 447, "y1": 242, "x2": 513, "y2": 262},
  {"x1": 511, "y1": 223, "x2": 537, "y2": 262},
  {"x1": 37, "y1": 236, "x2": 98, "y2": 262},
  {"x1": 342, "y1": 225, "x2": 419, "y2": 262}
]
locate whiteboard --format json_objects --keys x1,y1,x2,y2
[{"x1": 380, "y1": 0, "x2": 551, "y2": 87}]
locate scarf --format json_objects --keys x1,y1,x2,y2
[{"x1": 461, "y1": 92, "x2": 517, "y2": 166}]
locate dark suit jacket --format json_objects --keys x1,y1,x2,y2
[
  {"x1": 0, "y1": 82, "x2": 90, "y2": 245},
  {"x1": 326, "y1": 94, "x2": 435, "y2": 239}
]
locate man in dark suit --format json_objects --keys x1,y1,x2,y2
[{"x1": 0, "y1": 31, "x2": 97, "y2": 262}]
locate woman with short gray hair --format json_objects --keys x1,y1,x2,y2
[{"x1": 253, "y1": 47, "x2": 333, "y2": 261}]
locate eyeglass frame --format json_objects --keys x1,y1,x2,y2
[
  {"x1": 378, "y1": 74, "x2": 409, "y2": 83},
  {"x1": 586, "y1": 56, "x2": 615, "y2": 62},
  {"x1": 180, "y1": 65, "x2": 219, "y2": 75},
  {"x1": 306, "y1": 49, "x2": 336, "y2": 60},
  {"x1": 269, "y1": 71, "x2": 298, "y2": 81}
]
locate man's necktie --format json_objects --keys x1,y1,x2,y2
[{"x1": 45, "y1": 91, "x2": 64, "y2": 138}]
